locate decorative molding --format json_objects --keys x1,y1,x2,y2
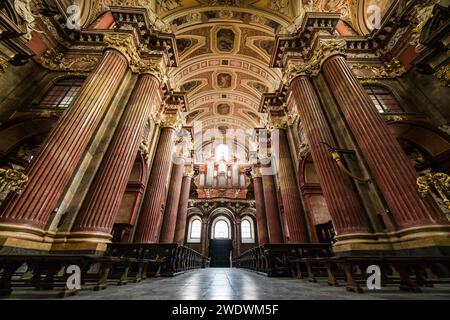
[
  {"x1": 285, "y1": 39, "x2": 346, "y2": 80},
  {"x1": 350, "y1": 59, "x2": 407, "y2": 79},
  {"x1": 38, "y1": 49, "x2": 99, "y2": 72}
]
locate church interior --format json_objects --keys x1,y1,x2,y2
[{"x1": 0, "y1": 0, "x2": 449, "y2": 301}]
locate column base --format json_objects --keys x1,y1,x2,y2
[
  {"x1": 0, "y1": 224, "x2": 111, "y2": 254},
  {"x1": 333, "y1": 225, "x2": 450, "y2": 256}
]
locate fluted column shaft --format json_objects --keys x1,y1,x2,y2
[
  {"x1": 274, "y1": 129, "x2": 309, "y2": 242},
  {"x1": 174, "y1": 172, "x2": 193, "y2": 244},
  {"x1": 159, "y1": 159, "x2": 185, "y2": 243},
  {"x1": 291, "y1": 76, "x2": 371, "y2": 235},
  {"x1": 261, "y1": 168, "x2": 284, "y2": 243},
  {"x1": 72, "y1": 74, "x2": 159, "y2": 235},
  {"x1": 0, "y1": 49, "x2": 128, "y2": 229},
  {"x1": 322, "y1": 55, "x2": 446, "y2": 229},
  {"x1": 253, "y1": 175, "x2": 269, "y2": 244},
  {"x1": 134, "y1": 127, "x2": 176, "y2": 243}
]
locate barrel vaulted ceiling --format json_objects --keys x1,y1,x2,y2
[{"x1": 52, "y1": 0, "x2": 395, "y2": 132}]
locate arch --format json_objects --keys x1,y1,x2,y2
[
  {"x1": 211, "y1": 216, "x2": 232, "y2": 239},
  {"x1": 187, "y1": 215, "x2": 203, "y2": 243},
  {"x1": 240, "y1": 215, "x2": 256, "y2": 244},
  {"x1": 387, "y1": 121, "x2": 450, "y2": 172}
]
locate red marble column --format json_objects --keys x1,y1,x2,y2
[
  {"x1": 0, "y1": 49, "x2": 128, "y2": 230},
  {"x1": 273, "y1": 128, "x2": 309, "y2": 242},
  {"x1": 159, "y1": 158, "x2": 185, "y2": 243},
  {"x1": 261, "y1": 162, "x2": 284, "y2": 243},
  {"x1": 72, "y1": 74, "x2": 160, "y2": 235},
  {"x1": 290, "y1": 76, "x2": 371, "y2": 235},
  {"x1": 134, "y1": 126, "x2": 176, "y2": 243},
  {"x1": 173, "y1": 169, "x2": 193, "y2": 244},
  {"x1": 322, "y1": 55, "x2": 447, "y2": 229},
  {"x1": 252, "y1": 169, "x2": 269, "y2": 245}
]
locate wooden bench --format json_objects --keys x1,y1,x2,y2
[{"x1": 292, "y1": 256, "x2": 450, "y2": 293}]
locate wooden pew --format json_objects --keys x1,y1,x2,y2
[
  {"x1": 294, "y1": 256, "x2": 450, "y2": 293},
  {"x1": 0, "y1": 255, "x2": 118, "y2": 297}
]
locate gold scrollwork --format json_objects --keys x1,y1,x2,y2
[
  {"x1": 434, "y1": 65, "x2": 450, "y2": 87},
  {"x1": 351, "y1": 59, "x2": 406, "y2": 79},
  {"x1": 286, "y1": 39, "x2": 347, "y2": 80},
  {"x1": 0, "y1": 168, "x2": 28, "y2": 194},
  {"x1": 103, "y1": 33, "x2": 163, "y2": 81},
  {"x1": 417, "y1": 172, "x2": 450, "y2": 218},
  {"x1": 0, "y1": 57, "x2": 8, "y2": 74},
  {"x1": 39, "y1": 49, "x2": 98, "y2": 72}
]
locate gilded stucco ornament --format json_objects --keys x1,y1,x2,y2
[
  {"x1": 267, "y1": 116, "x2": 288, "y2": 130},
  {"x1": 0, "y1": 168, "x2": 28, "y2": 195},
  {"x1": 298, "y1": 142, "x2": 310, "y2": 160},
  {"x1": 103, "y1": 33, "x2": 164, "y2": 81},
  {"x1": 39, "y1": 49, "x2": 99, "y2": 72},
  {"x1": 0, "y1": 57, "x2": 8, "y2": 74},
  {"x1": 351, "y1": 59, "x2": 406, "y2": 79},
  {"x1": 434, "y1": 65, "x2": 450, "y2": 87},
  {"x1": 160, "y1": 114, "x2": 183, "y2": 130},
  {"x1": 138, "y1": 140, "x2": 150, "y2": 160},
  {"x1": 183, "y1": 166, "x2": 195, "y2": 178},
  {"x1": 250, "y1": 166, "x2": 262, "y2": 179},
  {"x1": 286, "y1": 39, "x2": 346, "y2": 80}
]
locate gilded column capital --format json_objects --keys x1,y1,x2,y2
[
  {"x1": 161, "y1": 113, "x2": 183, "y2": 130},
  {"x1": 286, "y1": 39, "x2": 347, "y2": 81},
  {"x1": 103, "y1": 33, "x2": 163, "y2": 81},
  {"x1": 267, "y1": 115, "x2": 288, "y2": 130},
  {"x1": 183, "y1": 166, "x2": 195, "y2": 178},
  {"x1": 251, "y1": 166, "x2": 262, "y2": 179}
]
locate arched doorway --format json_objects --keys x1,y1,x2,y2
[{"x1": 209, "y1": 214, "x2": 233, "y2": 267}]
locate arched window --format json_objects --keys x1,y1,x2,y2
[
  {"x1": 187, "y1": 217, "x2": 202, "y2": 243},
  {"x1": 241, "y1": 217, "x2": 255, "y2": 243},
  {"x1": 214, "y1": 220, "x2": 229, "y2": 238},
  {"x1": 364, "y1": 85, "x2": 402, "y2": 113},
  {"x1": 40, "y1": 77, "x2": 85, "y2": 108},
  {"x1": 212, "y1": 218, "x2": 230, "y2": 239}
]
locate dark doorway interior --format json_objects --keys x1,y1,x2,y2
[{"x1": 209, "y1": 239, "x2": 232, "y2": 267}]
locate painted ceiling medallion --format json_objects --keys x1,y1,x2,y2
[
  {"x1": 217, "y1": 103, "x2": 231, "y2": 115},
  {"x1": 216, "y1": 73, "x2": 233, "y2": 89},
  {"x1": 216, "y1": 29, "x2": 235, "y2": 53}
]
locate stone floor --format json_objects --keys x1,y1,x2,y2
[{"x1": 4, "y1": 268, "x2": 450, "y2": 300}]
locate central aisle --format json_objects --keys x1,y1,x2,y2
[{"x1": 66, "y1": 268, "x2": 450, "y2": 300}]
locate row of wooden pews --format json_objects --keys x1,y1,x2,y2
[
  {"x1": 0, "y1": 243, "x2": 210, "y2": 298},
  {"x1": 289, "y1": 256, "x2": 450, "y2": 293},
  {"x1": 232, "y1": 244, "x2": 333, "y2": 277},
  {"x1": 233, "y1": 244, "x2": 450, "y2": 293}
]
